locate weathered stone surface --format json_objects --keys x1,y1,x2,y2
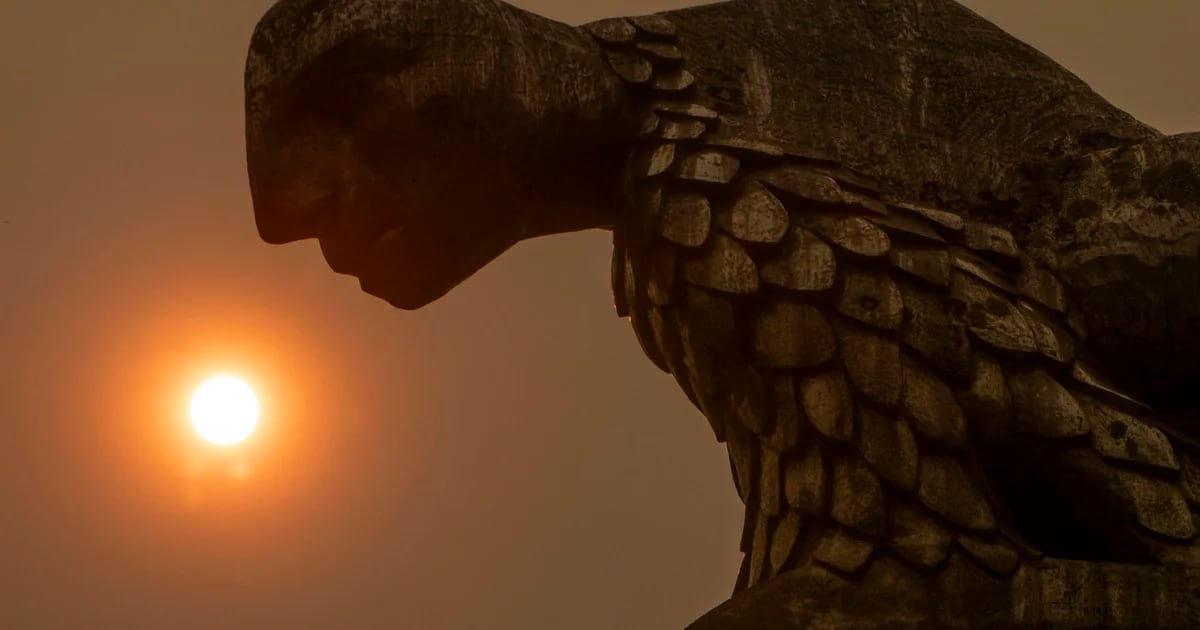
[
  {"x1": 747, "y1": 508, "x2": 769, "y2": 588},
  {"x1": 888, "y1": 500, "x2": 953, "y2": 569},
  {"x1": 676, "y1": 149, "x2": 740, "y2": 183},
  {"x1": 951, "y1": 249, "x2": 1017, "y2": 294},
  {"x1": 785, "y1": 444, "x2": 827, "y2": 515},
  {"x1": 837, "y1": 268, "x2": 903, "y2": 330},
  {"x1": 1018, "y1": 302, "x2": 1076, "y2": 363},
  {"x1": 957, "y1": 534, "x2": 1021, "y2": 577},
  {"x1": 658, "y1": 192, "x2": 710, "y2": 247},
  {"x1": 798, "y1": 371, "x2": 855, "y2": 442},
  {"x1": 644, "y1": 245, "x2": 676, "y2": 306},
  {"x1": 635, "y1": 141, "x2": 675, "y2": 177},
  {"x1": 958, "y1": 353, "x2": 1012, "y2": 443},
  {"x1": 585, "y1": 18, "x2": 636, "y2": 44},
  {"x1": 902, "y1": 359, "x2": 967, "y2": 446},
  {"x1": 1008, "y1": 368, "x2": 1090, "y2": 438},
  {"x1": 858, "y1": 408, "x2": 919, "y2": 490},
  {"x1": 760, "y1": 228, "x2": 837, "y2": 292},
  {"x1": 768, "y1": 509, "x2": 803, "y2": 575},
  {"x1": 705, "y1": 135, "x2": 788, "y2": 158},
  {"x1": 887, "y1": 199, "x2": 965, "y2": 231},
  {"x1": 917, "y1": 455, "x2": 995, "y2": 531},
  {"x1": 756, "y1": 166, "x2": 842, "y2": 205},
  {"x1": 870, "y1": 213, "x2": 946, "y2": 244},
  {"x1": 1075, "y1": 395, "x2": 1179, "y2": 471},
  {"x1": 889, "y1": 246, "x2": 951, "y2": 287},
  {"x1": 718, "y1": 182, "x2": 789, "y2": 244},
  {"x1": 1071, "y1": 361, "x2": 1150, "y2": 411},
  {"x1": 725, "y1": 363, "x2": 771, "y2": 436},
  {"x1": 688, "y1": 558, "x2": 1200, "y2": 629},
  {"x1": 760, "y1": 446, "x2": 781, "y2": 516},
  {"x1": 813, "y1": 527, "x2": 875, "y2": 574},
  {"x1": 837, "y1": 323, "x2": 903, "y2": 408},
  {"x1": 726, "y1": 424, "x2": 757, "y2": 505},
  {"x1": 1181, "y1": 453, "x2": 1200, "y2": 506},
  {"x1": 605, "y1": 49, "x2": 653, "y2": 83},
  {"x1": 951, "y1": 272, "x2": 1038, "y2": 354},
  {"x1": 653, "y1": 101, "x2": 719, "y2": 120},
  {"x1": 1114, "y1": 469, "x2": 1195, "y2": 540},
  {"x1": 831, "y1": 456, "x2": 887, "y2": 537},
  {"x1": 679, "y1": 286, "x2": 738, "y2": 354},
  {"x1": 806, "y1": 216, "x2": 891, "y2": 257},
  {"x1": 962, "y1": 222, "x2": 1020, "y2": 260},
  {"x1": 898, "y1": 283, "x2": 972, "y2": 378},
  {"x1": 658, "y1": 117, "x2": 707, "y2": 140},
  {"x1": 1017, "y1": 260, "x2": 1068, "y2": 312},
  {"x1": 635, "y1": 40, "x2": 683, "y2": 62},
  {"x1": 764, "y1": 375, "x2": 802, "y2": 452},
  {"x1": 682, "y1": 233, "x2": 759, "y2": 294},
  {"x1": 651, "y1": 69, "x2": 696, "y2": 92},
  {"x1": 752, "y1": 302, "x2": 835, "y2": 368},
  {"x1": 629, "y1": 13, "x2": 677, "y2": 37}
]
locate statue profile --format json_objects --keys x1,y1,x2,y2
[{"x1": 243, "y1": 1, "x2": 1200, "y2": 626}]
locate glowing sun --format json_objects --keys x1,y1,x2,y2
[{"x1": 189, "y1": 376, "x2": 259, "y2": 445}]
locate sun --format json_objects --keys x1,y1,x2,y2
[{"x1": 189, "y1": 375, "x2": 260, "y2": 446}]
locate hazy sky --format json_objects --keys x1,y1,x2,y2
[{"x1": 1, "y1": 1, "x2": 1196, "y2": 628}]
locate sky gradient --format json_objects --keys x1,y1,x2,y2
[{"x1": 1, "y1": 1, "x2": 1197, "y2": 628}]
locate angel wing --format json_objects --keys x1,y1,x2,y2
[{"x1": 588, "y1": 15, "x2": 1200, "y2": 594}]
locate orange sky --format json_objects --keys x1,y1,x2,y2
[{"x1": 0, "y1": 1, "x2": 1196, "y2": 628}]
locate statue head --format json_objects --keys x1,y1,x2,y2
[{"x1": 245, "y1": 0, "x2": 635, "y2": 308}]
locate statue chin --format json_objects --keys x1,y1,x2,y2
[{"x1": 326, "y1": 221, "x2": 522, "y2": 311}]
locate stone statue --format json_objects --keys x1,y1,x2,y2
[{"x1": 243, "y1": 0, "x2": 1200, "y2": 627}]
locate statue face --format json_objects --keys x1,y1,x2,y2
[{"x1": 246, "y1": 0, "x2": 631, "y2": 309}]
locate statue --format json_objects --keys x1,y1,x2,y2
[{"x1": 243, "y1": 0, "x2": 1200, "y2": 627}]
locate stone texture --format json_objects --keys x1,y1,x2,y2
[
  {"x1": 768, "y1": 509, "x2": 803, "y2": 575},
  {"x1": 962, "y1": 222, "x2": 1020, "y2": 260},
  {"x1": 659, "y1": 117, "x2": 708, "y2": 140},
  {"x1": 752, "y1": 302, "x2": 835, "y2": 368},
  {"x1": 917, "y1": 455, "x2": 995, "y2": 531},
  {"x1": 1076, "y1": 395, "x2": 1178, "y2": 471},
  {"x1": 658, "y1": 192, "x2": 711, "y2": 247},
  {"x1": 757, "y1": 167, "x2": 842, "y2": 205},
  {"x1": 837, "y1": 268, "x2": 904, "y2": 330},
  {"x1": 871, "y1": 213, "x2": 946, "y2": 244},
  {"x1": 830, "y1": 456, "x2": 887, "y2": 537},
  {"x1": 718, "y1": 182, "x2": 789, "y2": 244},
  {"x1": 688, "y1": 559, "x2": 1200, "y2": 629},
  {"x1": 813, "y1": 527, "x2": 876, "y2": 574},
  {"x1": 889, "y1": 246, "x2": 951, "y2": 287},
  {"x1": 760, "y1": 447, "x2": 782, "y2": 516},
  {"x1": 764, "y1": 375, "x2": 802, "y2": 452},
  {"x1": 951, "y1": 272, "x2": 1038, "y2": 354},
  {"x1": 902, "y1": 359, "x2": 967, "y2": 447},
  {"x1": 898, "y1": 283, "x2": 973, "y2": 379},
  {"x1": 1017, "y1": 260, "x2": 1068, "y2": 312},
  {"x1": 676, "y1": 148, "x2": 741, "y2": 183},
  {"x1": 888, "y1": 500, "x2": 953, "y2": 569},
  {"x1": 957, "y1": 533, "x2": 1021, "y2": 577},
  {"x1": 1114, "y1": 470, "x2": 1195, "y2": 540},
  {"x1": 837, "y1": 323, "x2": 903, "y2": 408},
  {"x1": 1008, "y1": 368, "x2": 1090, "y2": 438},
  {"x1": 682, "y1": 233, "x2": 759, "y2": 294},
  {"x1": 785, "y1": 443, "x2": 827, "y2": 515},
  {"x1": 805, "y1": 216, "x2": 891, "y2": 257},
  {"x1": 858, "y1": 408, "x2": 919, "y2": 490},
  {"x1": 798, "y1": 371, "x2": 855, "y2": 442},
  {"x1": 957, "y1": 353, "x2": 1012, "y2": 443},
  {"x1": 760, "y1": 228, "x2": 837, "y2": 292}
]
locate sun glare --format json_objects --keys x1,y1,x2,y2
[{"x1": 190, "y1": 376, "x2": 260, "y2": 446}]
